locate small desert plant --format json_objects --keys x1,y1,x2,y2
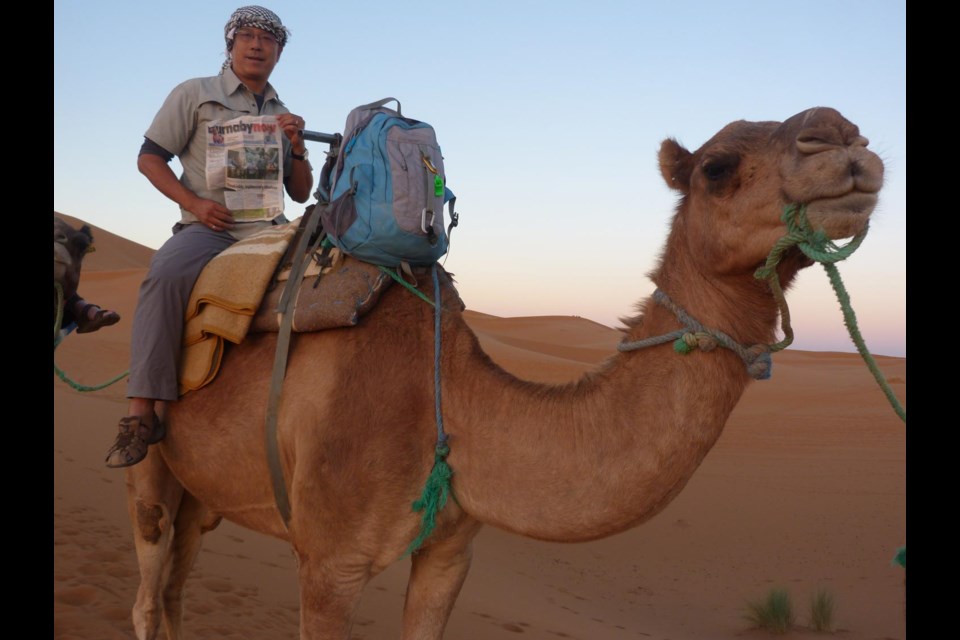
[
  {"x1": 809, "y1": 588, "x2": 835, "y2": 632},
  {"x1": 744, "y1": 587, "x2": 794, "y2": 634}
]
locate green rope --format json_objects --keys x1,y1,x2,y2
[
  {"x1": 820, "y1": 260, "x2": 905, "y2": 422},
  {"x1": 378, "y1": 265, "x2": 437, "y2": 307},
  {"x1": 620, "y1": 204, "x2": 903, "y2": 423},
  {"x1": 53, "y1": 281, "x2": 129, "y2": 392},
  {"x1": 54, "y1": 281, "x2": 65, "y2": 345},
  {"x1": 406, "y1": 443, "x2": 452, "y2": 556},
  {"x1": 754, "y1": 205, "x2": 904, "y2": 423},
  {"x1": 753, "y1": 204, "x2": 868, "y2": 353},
  {"x1": 892, "y1": 546, "x2": 906, "y2": 569}
]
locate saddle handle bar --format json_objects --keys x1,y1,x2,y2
[{"x1": 300, "y1": 129, "x2": 340, "y2": 145}]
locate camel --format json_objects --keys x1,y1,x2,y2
[
  {"x1": 54, "y1": 216, "x2": 121, "y2": 337},
  {"x1": 54, "y1": 215, "x2": 93, "y2": 320},
  {"x1": 121, "y1": 106, "x2": 885, "y2": 639}
]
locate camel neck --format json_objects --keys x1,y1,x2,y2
[{"x1": 444, "y1": 309, "x2": 753, "y2": 542}]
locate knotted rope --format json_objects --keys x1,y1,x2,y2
[
  {"x1": 762, "y1": 205, "x2": 904, "y2": 423},
  {"x1": 622, "y1": 290, "x2": 775, "y2": 380},
  {"x1": 406, "y1": 263, "x2": 452, "y2": 555},
  {"x1": 619, "y1": 204, "x2": 905, "y2": 423},
  {"x1": 53, "y1": 281, "x2": 129, "y2": 392}
]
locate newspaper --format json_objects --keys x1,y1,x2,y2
[{"x1": 206, "y1": 115, "x2": 285, "y2": 221}]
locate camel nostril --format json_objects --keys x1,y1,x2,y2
[
  {"x1": 849, "y1": 134, "x2": 869, "y2": 148},
  {"x1": 850, "y1": 160, "x2": 863, "y2": 178}
]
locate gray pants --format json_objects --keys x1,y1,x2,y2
[{"x1": 126, "y1": 223, "x2": 236, "y2": 401}]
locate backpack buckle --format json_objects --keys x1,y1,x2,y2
[{"x1": 421, "y1": 208, "x2": 437, "y2": 238}]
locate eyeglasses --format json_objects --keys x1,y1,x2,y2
[{"x1": 234, "y1": 30, "x2": 278, "y2": 46}]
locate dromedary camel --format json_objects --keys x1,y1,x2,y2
[
  {"x1": 53, "y1": 215, "x2": 93, "y2": 320},
  {"x1": 122, "y1": 106, "x2": 884, "y2": 639}
]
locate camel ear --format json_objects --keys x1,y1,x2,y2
[
  {"x1": 76, "y1": 225, "x2": 94, "y2": 254},
  {"x1": 659, "y1": 138, "x2": 692, "y2": 193}
]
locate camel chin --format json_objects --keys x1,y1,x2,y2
[
  {"x1": 54, "y1": 244, "x2": 72, "y2": 284},
  {"x1": 803, "y1": 191, "x2": 877, "y2": 239}
]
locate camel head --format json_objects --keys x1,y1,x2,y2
[
  {"x1": 54, "y1": 216, "x2": 94, "y2": 303},
  {"x1": 657, "y1": 106, "x2": 884, "y2": 281}
]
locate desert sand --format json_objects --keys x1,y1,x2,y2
[{"x1": 53, "y1": 213, "x2": 906, "y2": 639}]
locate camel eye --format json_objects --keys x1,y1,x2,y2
[{"x1": 701, "y1": 153, "x2": 739, "y2": 182}]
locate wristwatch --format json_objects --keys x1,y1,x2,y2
[{"x1": 291, "y1": 148, "x2": 309, "y2": 161}]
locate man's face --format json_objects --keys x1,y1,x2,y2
[{"x1": 230, "y1": 26, "x2": 283, "y2": 84}]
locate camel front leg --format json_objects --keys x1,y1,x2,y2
[
  {"x1": 125, "y1": 448, "x2": 185, "y2": 640},
  {"x1": 400, "y1": 521, "x2": 483, "y2": 640},
  {"x1": 295, "y1": 550, "x2": 373, "y2": 640}
]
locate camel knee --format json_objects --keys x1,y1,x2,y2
[{"x1": 135, "y1": 500, "x2": 168, "y2": 544}]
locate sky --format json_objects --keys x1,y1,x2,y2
[{"x1": 54, "y1": 0, "x2": 906, "y2": 357}]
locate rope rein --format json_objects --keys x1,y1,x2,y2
[
  {"x1": 407, "y1": 264, "x2": 452, "y2": 556},
  {"x1": 618, "y1": 204, "x2": 904, "y2": 422},
  {"x1": 53, "y1": 281, "x2": 129, "y2": 392}
]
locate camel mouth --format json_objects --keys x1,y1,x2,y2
[{"x1": 802, "y1": 192, "x2": 877, "y2": 238}]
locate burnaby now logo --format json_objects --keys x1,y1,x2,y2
[{"x1": 207, "y1": 121, "x2": 278, "y2": 136}]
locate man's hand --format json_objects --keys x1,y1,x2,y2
[
  {"x1": 188, "y1": 198, "x2": 235, "y2": 231},
  {"x1": 276, "y1": 112, "x2": 313, "y2": 202},
  {"x1": 277, "y1": 113, "x2": 307, "y2": 155}
]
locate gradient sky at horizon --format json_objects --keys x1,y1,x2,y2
[{"x1": 54, "y1": 0, "x2": 906, "y2": 357}]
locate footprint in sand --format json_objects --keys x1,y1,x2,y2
[
  {"x1": 187, "y1": 601, "x2": 214, "y2": 615},
  {"x1": 200, "y1": 578, "x2": 235, "y2": 593},
  {"x1": 215, "y1": 593, "x2": 244, "y2": 607},
  {"x1": 54, "y1": 586, "x2": 98, "y2": 606}
]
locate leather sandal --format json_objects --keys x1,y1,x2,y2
[
  {"x1": 76, "y1": 303, "x2": 121, "y2": 334},
  {"x1": 104, "y1": 412, "x2": 166, "y2": 468}
]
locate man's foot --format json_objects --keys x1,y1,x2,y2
[
  {"x1": 76, "y1": 303, "x2": 121, "y2": 334},
  {"x1": 104, "y1": 413, "x2": 166, "y2": 468}
]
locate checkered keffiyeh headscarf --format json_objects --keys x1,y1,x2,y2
[{"x1": 220, "y1": 5, "x2": 291, "y2": 72}]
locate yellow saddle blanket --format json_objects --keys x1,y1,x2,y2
[{"x1": 177, "y1": 223, "x2": 392, "y2": 396}]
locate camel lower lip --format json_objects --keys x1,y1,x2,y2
[
  {"x1": 806, "y1": 192, "x2": 878, "y2": 217},
  {"x1": 802, "y1": 192, "x2": 877, "y2": 238}
]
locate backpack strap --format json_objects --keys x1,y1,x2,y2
[{"x1": 443, "y1": 188, "x2": 459, "y2": 261}]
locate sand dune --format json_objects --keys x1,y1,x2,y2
[{"x1": 53, "y1": 214, "x2": 906, "y2": 639}]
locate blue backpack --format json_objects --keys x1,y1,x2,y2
[{"x1": 316, "y1": 98, "x2": 458, "y2": 268}]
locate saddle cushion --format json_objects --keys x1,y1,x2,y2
[
  {"x1": 249, "y1": 249, "x2": 392, "y2": 333},
  {"x1": 178, "y1": 223, "x2": 298, "y2": 395}
]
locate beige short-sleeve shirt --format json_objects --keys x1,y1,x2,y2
[{"x1": 144, "y1": 67, "x2": 295, "y2": 238}]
